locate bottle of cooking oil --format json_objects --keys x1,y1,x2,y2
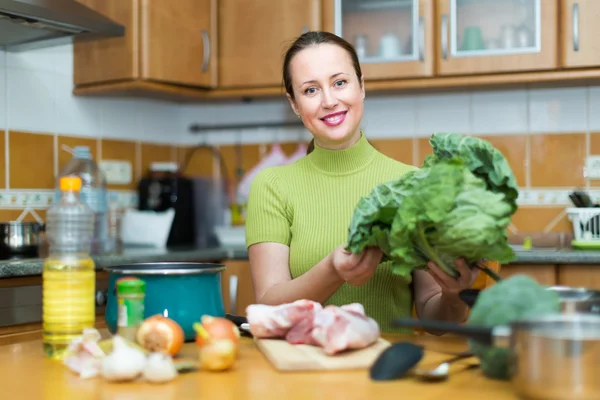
[{"x1": 43, "y1": 175, "x2": 96, "y2": 360}]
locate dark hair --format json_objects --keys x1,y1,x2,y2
[{"x1": 283, "y1": 31, "x2": 363, "y2": 156}]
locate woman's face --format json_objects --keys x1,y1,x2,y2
[{"x1": 287, "y1": 43, "x2": 365, "y2": 150}]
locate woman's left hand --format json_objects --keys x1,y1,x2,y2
[{"x1": 426, "y1": 258, "x2": 479, "y2": 295}]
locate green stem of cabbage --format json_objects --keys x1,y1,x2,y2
[{"x1": 414, "y1": 221, "x2": 458, "y2": 278}]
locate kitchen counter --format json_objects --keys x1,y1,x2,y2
[
  {"x1": 1, "y1": 244, "x2": 600, "y2": 279},
  {"x1": 0, "y1": 246, "x2": 249, "y2": 279},
  {"x1": 0, "y1": 330, "x2": 517, "y2": 400}
]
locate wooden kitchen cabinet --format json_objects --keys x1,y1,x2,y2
[
  {"x1": 74, "y1": 0, "x2": 217, "y2": 90},
  {"x1": 560, "y1": 0, "x2": 600, "y2": 68},
  {"x1": 322, "y1": 0, "x2": 435, "y2": 80},
  {"x1": 557, "y1": 264, "x2": 600, "y2": 289},
  {"x1": 500, "y1": 263, "x2": 557, "y2": 285},
  {"x1": 435, "y1": 0, "x2": 558, "y2": 76},
  {"x1": 217, "y1": 0, "x2": 321, "y2": 88},
  {"x1": 221, "y1": 260, "x2": 255, "y2": 317}
]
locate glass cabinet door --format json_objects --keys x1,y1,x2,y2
[
  {"x1": 450, "y1": 0, "x2": 539, "y2": 58},
  {"x1": 437, "y1": 0, "x2": 558, "y2": 75},
  {"x1": 327, "y1": 0, "x2": 434, "y2": 79},
  {"x1": 335, "y1": 0, "x2": 420, "y2": 63}
]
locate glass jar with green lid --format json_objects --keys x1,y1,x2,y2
[{"x1": 116, "y1": 277, "x2": 146, "y2": 342}]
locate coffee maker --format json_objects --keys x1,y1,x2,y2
[{"x1": 137, "y1": 159, "x2": 229, "y2": 249}]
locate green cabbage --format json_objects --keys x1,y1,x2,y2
[{"x1": 346, "y1": 132, "x2": 519, "y2": 278}]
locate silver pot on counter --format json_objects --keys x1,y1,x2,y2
[
  {"x1": 393, "y1": 313, "x2": 600, "y2": 400},
  {"x1": 547, "y1": 286, "x2": 600, "y2": 314},
  {"x1": 0, "y1": 221, "x2": 44, "y2": 260}
]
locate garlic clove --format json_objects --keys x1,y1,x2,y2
[
  {"x1": 143, "y1": 352, "x2": 178, "y2": 383},
  {"x1": 101, "y1": 335, "x2": 147, "y2": 382}
]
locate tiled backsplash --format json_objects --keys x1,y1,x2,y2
[{"x1": 2, "y1": 43, "x2": 600, "y2": 236}]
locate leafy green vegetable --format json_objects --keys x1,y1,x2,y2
[
  {"x1": 346, "y1": 132, "x2": 519, "y2": 279},
  {"x1": 467, "y1": 275, "x2": 561, "y2": 380},
  {"x1": 387, "y1": 158, "x2": 516, "y2": 277},
  {"x1": 423, "y1": 132, "x2": 519, "y2": 214}
]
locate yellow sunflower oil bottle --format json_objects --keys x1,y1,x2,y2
[{"x1": 43, "y1": 176, "x2": 96, "y2": 360}]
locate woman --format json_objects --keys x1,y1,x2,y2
[{"x1": 244, "y1": 31, "x2": 478, "y2": 333}]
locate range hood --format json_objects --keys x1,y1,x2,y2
[{"x1": 0, "y1": 0, "x2": 125, "y2": 51}]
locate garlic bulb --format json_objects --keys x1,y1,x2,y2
[
  {"x1": 101, "y1": 335, "x2": 147, "y2": 382},
  {"x1": 143, "y1": 352, "x2": 178, "y2": 383}
]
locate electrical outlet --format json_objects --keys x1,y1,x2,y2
[
  {"x1": 585, "y1": 156, "x2": 600, "y2": 179},
  {"x1": 99, "y1": 160, "x2": 132, "y2": 185}
]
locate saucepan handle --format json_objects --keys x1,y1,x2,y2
[{"x1": 392, "y1": 318, "x2": 510, "y2": 347}]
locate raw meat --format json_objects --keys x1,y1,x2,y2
[
  {"x1": 310, "y1": 303, "x2": 380, "y2": 355},
  {"x1": 285, "y1": 315, "x2": 319, "y2": 345},
  {"x1": 246, "y1": 299, "x2": 322, "y2": 338}
]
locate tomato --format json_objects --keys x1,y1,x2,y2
[{"x1": 136, "y1": 315, "x2": 184, "y2": 356}]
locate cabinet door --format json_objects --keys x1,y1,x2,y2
[
  {"x1": 323, "y1": 0, "x2": 434, "y2": 80},
  {"x1": 221, "y1": 260, "x2": 255, "y2": 316},
  {"x1": 73, "y1": 0, "x2": 139, "y2": 86},
  {"x1": 561, "y1": 0, "x2": 600, "y2": 68},
  {"x1": 140, "y1": 0, "x2": 217, "y2": 88},
  {"x1": 218, "y1": 0, "x2": 321, "y2": 88},
  {"x1": 436, "y1": 0, "x2": 558, "y2": 76}
]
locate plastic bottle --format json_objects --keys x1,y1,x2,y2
[
  {"x1": 57, "y1": 146, "x2": 110, "y2": 255},
  {"x1": 116, "y1": 277, "x2": 146, "y2": 342},
  {"x1": 43, "y1": 176, "x2": 96, "y2": 360}
]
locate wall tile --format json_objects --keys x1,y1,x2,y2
[
  {"x1": 140, "y1": 143, "x2": 176, "y2": 177},
  {"x1": 588, "y1": 87, "x2": 600, "y2": 130},
  {"x1": 7, "y1": 69, "x2": 55, "y2": 132},
  {"x1": 101, "y1": 139, "x2": 138, "y2": 190},
  {"x1": 9, "y1": 131, "x2": 54, "y2": 189},
  {"x1": 530, "y1": 133, "x2": 586, "y2": 187},
  {"x1": 529, "y1": 87, "x2": 588, "y2": 133},
  {"x1": 177, "y1": 146, "x2": 212, "y2": 177},
  {"x1": 362, "y1": 94, "x2": 416, "y2": 138},
  {"x1": 416, "y1": 137, "x2": 432, "y2": 166},
  {"x1": 415, "y1": 93, "x2": 471, "y2": 136},
  {"x1": 511, "y1": 207, "x2": 571, "y2": 233},
  {"x1": 54, "y1": 74, "x2": 103, "y2": 137},
  {"x1": 471, "y1": 90, "x2": 528, "y2": 134},
  {"x1": 0, "y1": 131, "x2": 5, "y2": 189},
  {"x1": 369, "y1": 138, "x2": 413, "y2": 165},
  {"x1": 0, "y1": 67, "x2": 5, "y2": 129}
]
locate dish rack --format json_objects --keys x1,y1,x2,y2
[{"x1": 566, "y1": 208, "x2": 600, "y2": 249}]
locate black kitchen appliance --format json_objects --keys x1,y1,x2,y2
[
  {"x1": 138, "y1": 166, "x2": 196, "y2": 247},
  {"x1": 137, "y1": 145, "x2": 231, "y2": 249}
]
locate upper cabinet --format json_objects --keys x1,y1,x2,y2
[
  {"x1": 74, "y1": 0, "x2": 217, "y2": 89},
  {"x1": 435, "y1": 0, "x2": 558, "y2": 76},
  {"x1": 218, "y1": 0, "x2": 321, "y2": 88},
  {"x1": 323, "y1": 0, "x2": 434, "y2": 80},
  {"x1": 560, "y1": 0, "x2": 600, "y2": 69},
  {"x1": 71, "y1": 0, "x2": 600, "y2": 101}
]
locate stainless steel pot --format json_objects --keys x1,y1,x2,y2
[
  {"x1": 0, "y1": 221, "x2": 43, "y2": 259},
  {"x1": 546, "y1": 286, "x2": 600, "y2": 314},
  {"x1": 393, "y1": 314, "x2": 600, "y2": 400}
]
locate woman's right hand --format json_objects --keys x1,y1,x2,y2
[{"x1": 330, "y1": 244, "x2": 383, "y2": 286}]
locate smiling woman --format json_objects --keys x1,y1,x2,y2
[{"x1": 244, "y1": 31, "x2": 478, "y2": 334}]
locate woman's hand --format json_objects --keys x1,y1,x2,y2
[
  {"x1": 330, "y1": 245, "x2": 383, "y2": 286},
  {"x1": 426, "y1": 258, "x2": 479, "y2": 295}
]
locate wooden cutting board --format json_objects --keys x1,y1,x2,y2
[{"x1": 254, "y1": 338, "x2": 391, "y2": 371}]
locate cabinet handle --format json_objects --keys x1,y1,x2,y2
[
  {"x1": 201, "y1": 29, "x2": 210, "y2": 72},
  {"x1": 229, "y1": 275, "x2": 238, "y2": 315},
  {"x1": 573, "y1": 3, "x2": 579, "y2": 52},
  {"x1": 441, "y1": 14, "x2": 448, "y2": 60},
  {"x1": 418, "y1": 16, "x2": 425, "y2": 62},
  {"x1": 96, "y1": 290, "x2": 107, "y2": 306},
  {"x1": 302, "y1": 25, "x2": 309, "y2": 34}
]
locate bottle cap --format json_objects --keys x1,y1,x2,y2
[
  {"x1": 59, "y1": 176, "x2": 82, "y2": 192},
  {"x1": 117, "y1": 277, "x2": 146, "y2": 296}
]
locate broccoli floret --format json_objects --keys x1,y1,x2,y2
[{"x1": 466, "y1": 275, "x2": 561, "y2": 380}]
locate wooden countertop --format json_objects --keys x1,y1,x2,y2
[{"x1": 0, "y1": 330, "x2": 518, "y2": 400}]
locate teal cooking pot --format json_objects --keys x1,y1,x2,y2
[{"x1": 104, "y1": 262, "x2": 226, "y2": 341}]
